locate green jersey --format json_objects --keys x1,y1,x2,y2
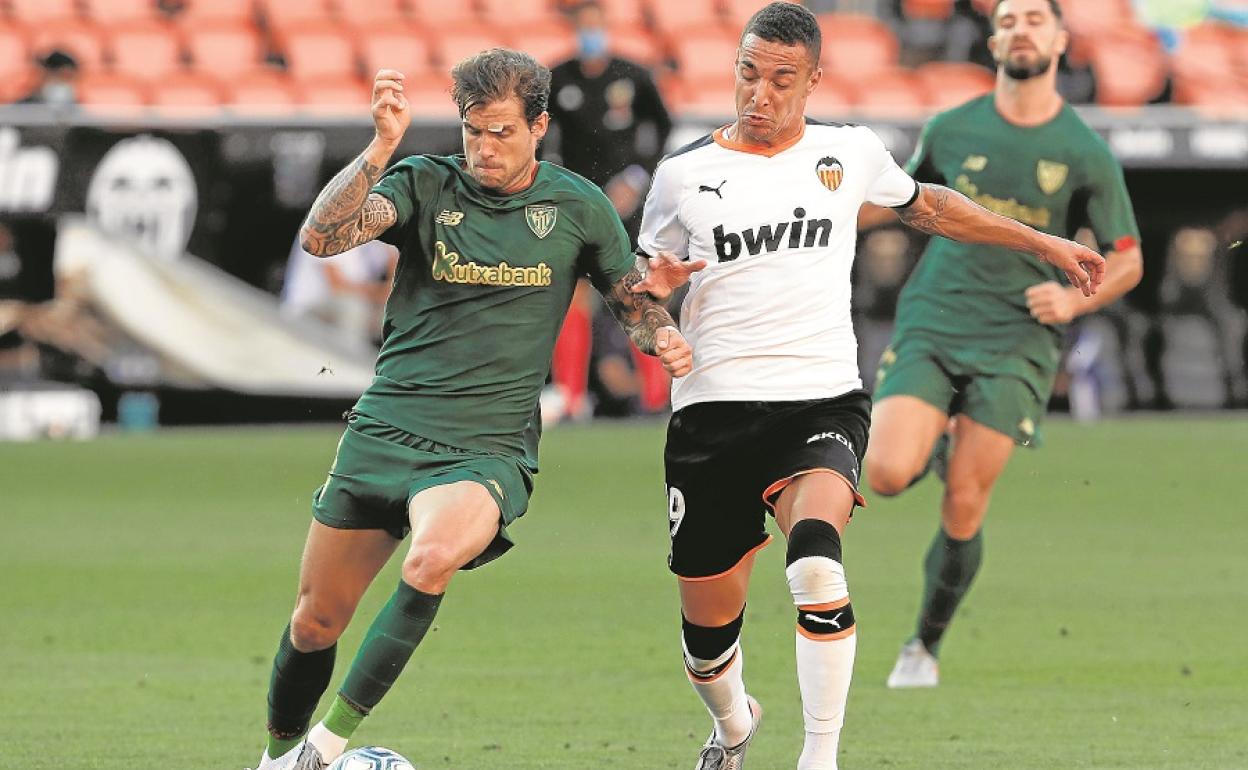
[
  {"x1": 355, "y1": 154, "x2": 634, "y2": 469},
  {"x1": 894, "y1": 95, "x2": 1140, "y2": 375}
]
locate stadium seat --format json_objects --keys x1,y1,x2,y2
[
  {"x1": 671, "y1": 80, "x2": 735, "y2": 119},
  {"x1": 175, "y1": 0, "x2": 256, "y2": 26},
  {"x1": 8, "y1": 0, "x2": 80, "y2": 25},
  {"x1": 335, "y1": 0, "x2": 413, "y2": 30},
  {"x1": 915, "y1": 61, "x2": 994, "y2": 111},
  {"x1": 107, "y1": 22, "x2": 186, "y2": 81},
  {"x1": 184, "y1": 25, "x2": 266, "y2": 79},
  {"x1": 359, "y1": 30, "x2": 436, "y2": 80},
  {"x1": 650, "y1": 0, "x2": 724, "y2": 36},
  {"x1": 82, "y1": 0, "x2": 161, "y2": 24},
  {"x1": 817, "y1": 13, "x2": 899, "y2": 77},
  {"x1": 404, "y1": 73, "x2": 460, "y2": 118},
  {"x1": 408, "y1": 0, "x2": 483, "y2": 30},
  {"x1": 478, "y1": 0, "x2": 564, "y2": 30},
  {"x1": 846, "y1": 68, "x2": 928, "y2": 117},
  {"x1": 901, "y1": 0, "x2": 954, "y2": 21},
  {"x1": 804, "y1": 75, "x2": 856, "y2": 120},
  {"x1": 0, "y1": 25, "x2": 32, "y2": 79},
  {"x1": 275, "y1": 24, "x2": 360, "y2": 83},
  {"x1": 597, "y1": 0, "x2": 645, "y2": 30},
  {"x1": 257, "y1": 0, "x2": 334, "y2": 31},
  {"x1": 1170, "y1": 24, "x2": 1238, "y2": 87},
  {"x1": 31, "y1": 23, "x2": 109, "y2": 72},
  {"x1": 432, "y1": 31, "x2": 512, "y2": 69},
  {"x1": 607, "y1": 26, "x2": 665, "y2": 67},
  {"x1": 224, "y1": 69, "x2": 298, "y2": 113},
  {"x1": 76, "y1": 71, "x2": 149, "y2": 106},
  {"x1": 1061, "y1": 0, "x2": 1135, "y2": 38},
  {"x1": 149, "y1": 72, "x2": 225, "y2": 114},
  {"x1": 672, "y1": 29, "x2": 739, "y2": 90},
  {"x1": 1086, "y1": 29, "x2": 1167, "y2": 107},
  {"x1": 296, "y1": 75, "x2": 371, "y2": 113},
  {"x1": 722, "y1": 0, "x2": 800, "y2": 29},
  {"x1": 512, "y1": 28, "x2": 578, "y2": 66}
]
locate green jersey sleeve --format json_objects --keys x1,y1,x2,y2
[
  {"x1": 577, "y1": 189, "x2": 636, "y2": 294},
  {"x1": 370, "y1": 156, "x2": 434, "y2": 247},
  {"x1": 904, "y1": 117, "x2": 944, "y2": 185},
  {"x1": 1081, "y1": 142, "x2": 1141, "y2": 253}
]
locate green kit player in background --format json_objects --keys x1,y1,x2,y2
[
  {"x1": 248, "y1": 50, "x2": 692, "y2": 770},
  {"x1": 860, "y1": 0, "x2": 1143, "y2": 688}
]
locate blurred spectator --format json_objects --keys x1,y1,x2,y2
[
  {"x1": 0, "y1": 219, "x2": 58, "y2": 380},
  {"x1": 1155, "y1": 227, "x2": 1248, "y2": 407},
  {"x1": 544, "y1": 0, "x2": 674, "y2": 421},
  {"x1": 17, "y1": 50, "x2": 80, "y2": 109},
  {"x1": 280, "y1": 238, "x2": 397, "y2": 354}
]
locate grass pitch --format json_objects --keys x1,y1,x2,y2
[{"x1": 3, "y1": 416, "x2": 1246, "y2": 769}]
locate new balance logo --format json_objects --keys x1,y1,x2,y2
[
  {"x1": 804, "y1": 612, "x2": 844, "y2": 629},
  {"x1": 713, "y1": 207, "x2": 831, "y2": 262},
  {"x1": 436, "y1": 209, "x2": 464, "y2": 226},
  {"x1": 698, "y1": 180, "x2": 727, "y2": 199}
]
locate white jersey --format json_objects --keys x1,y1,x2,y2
[{"x1": 638, "y1": 119, "x2": 919, "y2": 411}]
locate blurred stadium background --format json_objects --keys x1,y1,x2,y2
[
  {"x1": 1, "y1": 1, "x2": 1247, "y2": 768},
  {"x1": 0, "y1": 0, "x2": 1245, "y2": 431}
]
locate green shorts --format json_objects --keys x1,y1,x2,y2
[
  {"x1": 873, "y1": 336, "x2": 1054, "y2": 447},
  {"x1": 311, "y1": 411, "x2": 534, "y2": 569}
]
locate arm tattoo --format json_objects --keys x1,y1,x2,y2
[
  {"x1": 601, "y1": 268, "x2": 678, "y2": 355},
  {"x1": 895, "y1": 183, "x2": 952, "y2": 236},
  {"x1": 301, "y1": 156, "x2": 397, "y2": 256}
]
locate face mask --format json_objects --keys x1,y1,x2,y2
[
  {"x1": 577, "y1": 29, "x2": 608, "y2": 59},
  {"x1": 41, "y1": 81, "x2": 75, "y2": 106}
]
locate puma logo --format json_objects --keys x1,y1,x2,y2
[
  {"x1": 804, "y1": 612, "x2": 844, "y2": 629},
  {"x1": 698, "y1": 180, "x2": 727, "y2": 199}
]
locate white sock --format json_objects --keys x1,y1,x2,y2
[
  {"x1": 788, "y1": 555, "x2": 857, "y2": 770},
  {"x1": 306, "y1": 723, "x2": 349, "y2": 763},
  {"x1": 798, "y1": 729, "x2": 842, "y2": 770},
  {"x1": 256, "y1": 743, "x2": 301, "y2": 770},
  {"x1": 684, "y1": 640, "x2": 753, "y2": 747}
]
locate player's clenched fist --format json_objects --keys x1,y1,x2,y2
[
  {"x1": 656, "y1": 325, "x2": 693, "y2": 378},
  {"x1": 372, "y1": 69, "x2": 410, "y2": 144}
]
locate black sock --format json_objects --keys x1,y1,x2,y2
[{"x1": 267, "y1": 622, "x2": 336, "y2": 741}]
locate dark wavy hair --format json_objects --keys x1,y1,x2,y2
[
  {"x1": 741, "y1": 2, "x2": 822, "y2": 65},
  {"x1": 991, "y1": 0, "x2": 1064, "y2": 27},
  {"x1": 450, "y1": 48, "x2": 551, "y2": 123}
]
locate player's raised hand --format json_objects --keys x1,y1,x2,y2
[
  {"x1": 1037, "y1": 235, "x2": 1105, "y2": 297},
  {"x1": 1025, "y1": 281, "x2": 1079, "y2": 325},
  {"x1": 372, "y1": 69, "x2": 410, "y2": 144},
  {"x1": 630, "y1": 252, "x2": 708, "y2": 300},
  {"x1": 656, "y1": 325, "x2": 693, "y2": 377}
]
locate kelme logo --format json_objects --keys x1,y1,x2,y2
[{"x1": 525, "y1": 204, "x2": 557, "y2": 238}]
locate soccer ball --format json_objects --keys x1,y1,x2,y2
[{"x1": 326, "y1": 746, "x2": 415, "y2": 770}]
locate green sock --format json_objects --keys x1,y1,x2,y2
[
  {"x1": 339, "y1": 580, "x2": 444, "y2": 713},
  {"x1": 266, "y1": 622, "x2": 336, "y2": 757},
  {"x1": 323, "y1": 694, "x2": 369, "y2": 740},
  {"x1": 916, "y1": 527, "x2": 983, "y2": 656},
  {"x1": 266, "y1": 735, "x2": 303, "y2": 760}
]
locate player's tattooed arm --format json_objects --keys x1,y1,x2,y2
[
  {"x1": 602, "y1": 268, "x2": 676, "y2": 355},
  {"x1": 897, "y1": 183, "x2": 1106, "y2": 296},
  {"x1": 601, "y1": 268, "x2": 694, "y2": 377},
  {"x1": 300, "y1": 156, "x2": 397, "y2": 257}
]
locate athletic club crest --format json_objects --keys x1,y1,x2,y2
[
  {"x1": 525, "y1": 204, "x2": 557, "y2": 238},
  {"x1": 816, "y1": 156, "x2": 844, "y2": 192},
  {"x1": 1036, "y1": 159, "x2": 1068, "y2": 195}
]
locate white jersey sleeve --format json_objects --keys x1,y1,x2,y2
[
  {"x1": 862, "y1": 127, "x2": 921, "y2": 209},
  {"x1": 637, "y1": 156, "x2": 689, "y2": 260}
]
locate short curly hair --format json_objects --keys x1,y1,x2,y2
[
  {"x1": 450, "y1": 48, "x2": 551, "y2": 123},
  {"x1": 740, "y1": 2, "x2": 822, "y2": 65}
]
